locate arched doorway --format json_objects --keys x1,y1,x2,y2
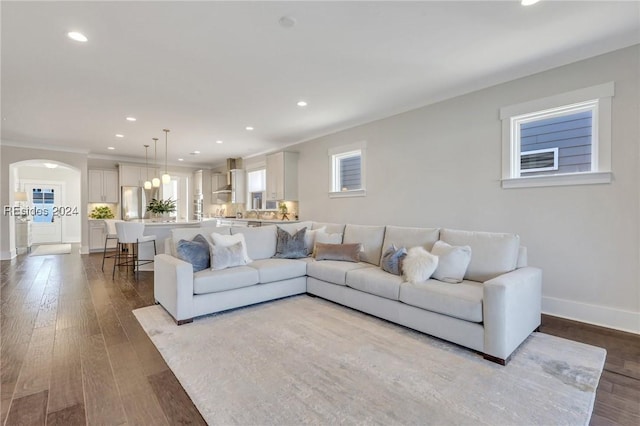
[{"x1": 9, "y1": 159, "x2": 82, "y2": 250}]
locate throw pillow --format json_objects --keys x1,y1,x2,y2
[
  {"x1": 209, "y1": 241, "x2": 246, "y2": 270},
  {"x1": 403, "y1": 246, "x2": 439, "y2": 283},
  {"x1": 380, "y1": 244, "x2": 407, "y2": 276},
  {"x1": 211, "y1": 232, "x2": 252, "y2": 264},
  {"x1": 314, "y1": 243, "x2": 362, "y2": 262},
  {"x1": 312, "y1": 230, "x2": 343, "y2": 256},
  {"x1": 304, "y1": 226, "x2": 326, "y2": 254},
  {"x1": 275, "y1": 227, "x2": 308, "y2": 259},
  {"x1": 431, "y1": 240, "x2": 472, "y2": 284},
  {"x1": 176, "y1": 234, "x2": 210, "y2": 272}
]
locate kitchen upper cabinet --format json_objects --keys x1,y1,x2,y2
[
  {"x1": 88, "y1": 169, "x2": 119, "y2": 203},
  {"x1": 120, "y1": 164, "x2": 158, "y2": 187},
  {"x1": 230, "y1": 170, "x2": 245, "y2": 204},
  {"x1": 266, "y1": 152, "x2": 298, "y2": 201},
  {"x1": 194, "y1": 170, "x2": 203, "y2": 196}
]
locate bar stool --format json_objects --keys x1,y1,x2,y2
[
  {"x1": 101, "y1": 219, "x2": 122, "y2": 271},
  {"x1": 112, "y1": 222, "x2": 157, "y2": 279}
]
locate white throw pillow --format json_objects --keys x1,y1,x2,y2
[
  {"x1": 402, "y1": 246, "x2": 439, "y2": 284},
  {"x1": 304, "y1": 226, "x2": 326, "y2": 254},
  {"x1": 211, "y1": 232, "x2": 252, "y2": 264},
  {"x1": 312, "y1": 230, "x2": 343, "y2": 256},
  {"x1": 431, "y1": 240, "x2": 472, "y2": 284}
]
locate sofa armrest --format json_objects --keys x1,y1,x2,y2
[
  {"x1": 483, "y1": 266, "x2": 542, "y2": 360},
  {"x1": 154, "y1": 254, "x2": 194, "y2": 323}
]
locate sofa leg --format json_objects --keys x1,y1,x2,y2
[
  {"x1": 483, "y1": 353, "x2": 507, "y2": 366},
  {"x1": 176, "y1": 318, "x2": 194, "y2": 326}
]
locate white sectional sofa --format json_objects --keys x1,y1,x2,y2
[{"x1": 154, "y1": 221, "x2": 542, "y2": 364}]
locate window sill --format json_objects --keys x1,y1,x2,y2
[
  {"x1": 502, "y1": 172, "x2": 612, "y2": 189},
  {"x1": 329, "y1": 189, "x2": 366, "y2": 198}
]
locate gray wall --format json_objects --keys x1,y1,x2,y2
[{"x1": 292, "y1": 45, "x2": 640, "y2": 333}]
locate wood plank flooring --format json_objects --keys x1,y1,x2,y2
[{"x1": 1, "y1": 248, "x2": 639, "y2": 425}]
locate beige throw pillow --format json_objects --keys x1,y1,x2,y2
[
  {"x1": 211, "y1": 232, "x2": 252, "y2": 264},
  {"x1": 430, "y1": 240, "x2": 472, "y2": 283},
  {"x1": 314, "y1": 243, "x2": 361, "y2": 262}
]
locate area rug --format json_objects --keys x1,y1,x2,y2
[
  {"x1": 29, "y1": 243, "x2": 71, "y2": 256},
  {"x1": 133, "y1": 296, "x2": 606, "y2": 425}
]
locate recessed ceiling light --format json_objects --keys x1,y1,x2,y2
[
  {"x1": 67, "y1": 31, "x2": 88, "y2": 42},
  {"x1": 126, "y1": 117, "x2": 137, "y2": 122},
  {"x1": 297, "y1": 101, "x2": 308, "y2": 107},
  {"x1": 178, "y1": 158, "x2": 184, "y2": 162},
  {"x1": 245, "y1": 126, "x2": 254, "y2": 131},
  {"x1": 115, "y1": 134, "x2": 124, "y2": 138},
  {"x1": 278, "y1": 16, "x2": 297, "y2": 29},
  {"x1": 194, "y1": 150, "x2": 200, "y2": 154},
  {"x1": 44, "y1": 163, "x2": 58, "y2": 169},
  {"x1": 521, "y1": 0, "x2": 540, "y2": 5},
  {"x1": 107, "y1": 146, "x2": 115, "y2": 150},
  {"x1": 216, "y1": 140, "x2": 223, "y2": 144}
]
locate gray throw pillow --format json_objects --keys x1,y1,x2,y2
[
  {"x1": 314, "y1": 243, "x2": 361, "y2": 262},
  {"x1": 210, "y1": 241, "x2": 246, "y2": 270},
  {"x1": 275, "y1": 227, "x2": 308, "y2": 259},
  {"x1": 176, "y1": 234, "x2": 210, "y2": 272},
  {"x1": 381, "y1": 244, "x2": 407, "y2": 276}
]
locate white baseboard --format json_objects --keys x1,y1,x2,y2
[
  {"x1": 0, "y1": 250, "x2": 16, "y2": 260},
  {"x1": 542, "y1": 296, "x2": 640, "y2": 335}
]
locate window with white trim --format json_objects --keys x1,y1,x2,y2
[
  {"x1": 329, "y1": 142, "x2": 366, "y2": 197},
  {"x1": 501, "y1": 82, "x2": 614, "y2": 189},
  {"x1": 246, "y1": 168, "x2": 266, "y2": 209}
]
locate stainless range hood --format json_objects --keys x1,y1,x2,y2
[{"x1": 213, "y1": 158, "x2": 244, "y2": 204}]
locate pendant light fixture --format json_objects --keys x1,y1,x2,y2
[
  {"x1": 161, "y1": 128, "x2": 171, "y2": 184},
  {"x1": 152, "y1": 137, "x2": 161, "y2": 188},
  {"x1": 143, "y1": 144, "x2": 152, "y2": 190}
]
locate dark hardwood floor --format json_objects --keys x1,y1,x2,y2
[{"x1": 1, "y1": 248, "x2": 638, "y2": 425}]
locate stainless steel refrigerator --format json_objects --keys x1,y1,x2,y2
[{"x1": 121, "y1": 186, "x2": 146, "y2": 220}]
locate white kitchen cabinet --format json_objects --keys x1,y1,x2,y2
[
  {"x1": 194, "y1": 170, "x2": 203, "y2": 196},
  {"x1": 88, "y1": 169, "x2": 119, "y2": 203},
  {"x1": 230, "y1": 170, "x2": 245, "y2": 204},
  {"x1": 119, "y1": 164, "x2": 158, "y2": 187},
  {"x1": 266, "y1": 152, "x2": 298, "y2": 201},
  {"x1": 88, "y1": 220, "x2": 117, "y2": 252}
]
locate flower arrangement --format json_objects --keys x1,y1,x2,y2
[
  {"x1": 89, "y1": 206, "x2": 114, "y2": 219},
  {"x1": 147, "y1": 198, "x2": 177, "y2": 214}
]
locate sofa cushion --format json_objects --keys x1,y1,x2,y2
[
  {"x1": 380, "y1": 245, "x2": 407, "y2": 276},
  {"x1": 193, "y1": 266, "x2": 259, "y2": 295},
  {"x1": 277, "y1": 221, "x2": 312, "y2": 235},
  {"x1": 402, "y1": 246, "x2": 439, "y2": 283},
  {"x1": 399, "y1": 280, "x2": 484, "y2": 322},
  {"x1": 440, "y1": 229, "x2": 520, "y2": 282},
  {"x1": 314, "y1": 243, "x2": 361, "y2": 262},
  {"x1": 343, "y1": 224, "x2": 386, "y2": 266},
  {"x1": 231, "y1": 225, "x2": 277, "y2": 260},
  {"x1": 169, "y1": 226, "x2": 231, "y2": 257},
  {"x1": 346, "y1": 267, "x2": 403, "y2": 301},
  {"x1": 380, "y1": 226, "x2": 440, "y2": 264},
  {"x1": 211, "y1": 232, "x2": 252, "y2": 264},
  {"x1": 430, "y1": 240, "x2": 472, "y2": 284},
  {"x1": 248, "y1": 258, "x2": 308, "y2": 284},
  {"x1": 306, "y1": 260, "x2": 372, "y2": 286},
  {"x1": 274, "y1": 227, "x2": 308, "y2": 259},
  {"x1": 175, "y1": 234, "x2": 210, "y2": 272},
  {"x1": 312, "y1": 222, "x2": 345, "y2": 234},
  {"x1": 209, "y1": 241, "x2": 247, "y2": 270}
]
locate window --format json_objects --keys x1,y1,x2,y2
[
  {"x1": 247, "y1": 168, "x2": 266, "y2": 209},
  {"x1": 501, "y1": 82, "x2": 614, "y2": 188},
  {"x1": 329, "y1": 142, "x2": 366, "y2": 197}
]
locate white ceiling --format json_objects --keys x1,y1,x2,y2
[{"x1": 2, "y1": 1, "x2": 639, "y2": 167}]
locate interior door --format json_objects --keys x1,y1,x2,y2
[{"x1": 27, "y1": 184, "x2": 62, "y2": 244}]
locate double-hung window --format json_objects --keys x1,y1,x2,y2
[
  {"x1": 329, "y1": 142, "x2": 366, "y2": 197},
  {"x1": 501, "y1": 82, "x2": 614, "y2": 188},
  {"x1": 247, "y1": 168, "x2": 266, "y2": 209}
]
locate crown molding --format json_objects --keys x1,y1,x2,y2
[{"x1": 0, "y1": 139, "x2": 90, "y2": 154}]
